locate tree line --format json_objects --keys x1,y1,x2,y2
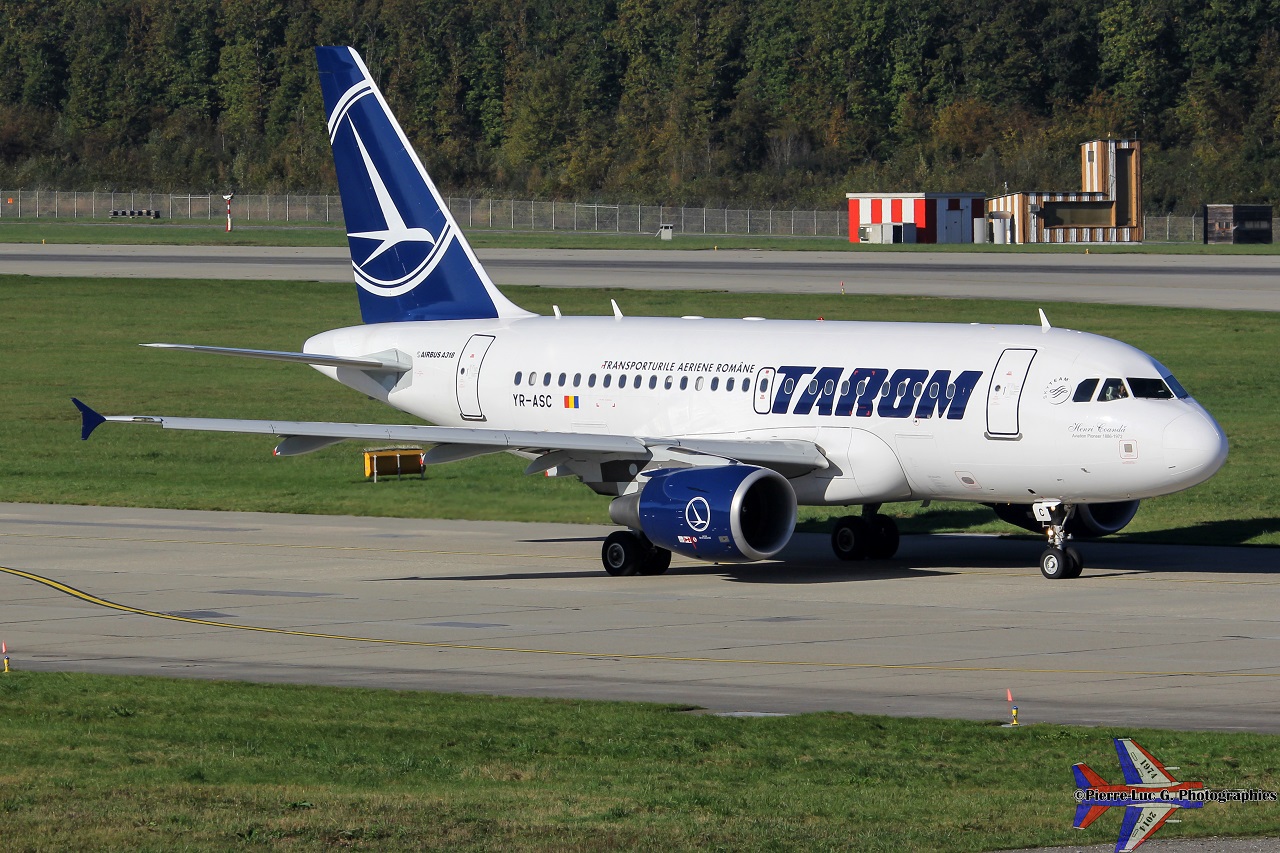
[{"x1": 2, "y1": 0, "x2": 1278, "y2": 212}]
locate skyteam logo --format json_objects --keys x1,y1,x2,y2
[{"x1": 327, "y1": 82, "x2": 455, "y2": 298}]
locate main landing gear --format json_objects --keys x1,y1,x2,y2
[
  {"x1": 601, "y1": 530, "x2": 672, "y2": 576},
  {"x1": 830, "y1": 505, "x2": 900, "y2": 562},
  {"x1": 1035, "y1": 501, "x2": 1083, "y2": 579}
]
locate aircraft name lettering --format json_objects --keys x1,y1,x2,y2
[
  {"x1": 600, "y1": 360, "x2": 756, "y2": 374},
  {"x1": 513, "y1": 394, "x2": 555, "y2": 408},
  {"x1": 417, "y1": 350, "x2": 455, "y2": 359},
  {"x1": 767, "y1": 366, "x2": 984, "y2": 420}
]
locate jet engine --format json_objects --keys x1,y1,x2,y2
[
  {"x1": 609, "y1": 465, "x2": 797, "y2": 562},
  {"x1": 990, "y1": 500, "x2": 1140, "y2": 538}
]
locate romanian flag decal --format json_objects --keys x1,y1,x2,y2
[{"x1": 563, "y1": 395, "x2": 580, "y2": 409}]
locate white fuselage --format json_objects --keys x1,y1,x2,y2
[{"x1": 306, "y1": 316, "x2": 1228, "y2": 507}]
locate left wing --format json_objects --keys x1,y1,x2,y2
[
  {"x1": 72, "y1": 399, "x2": 829, "y2": 473},
  {"x1": 1115, "y1": 739, "x2": 1177, "y2": 786}
]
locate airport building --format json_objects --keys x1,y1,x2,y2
[
  {"x1": 846, "y1": 192, "x2": 987, "y2": 244},
  {"x1": 986, "y1": 139, "x2": 1143, "y2": 244}
]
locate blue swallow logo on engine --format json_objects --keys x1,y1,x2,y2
[{"x1": 684, "y1": 497, "x2": 711, "y2": 532}]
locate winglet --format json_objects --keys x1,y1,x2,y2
[{"x1": 72, "y1": 398, "x2": 107, "y2": 441}]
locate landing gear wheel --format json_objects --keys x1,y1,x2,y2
[
  {"x1": 1064, "y1": 546, "x2": 1084, "y2": 579},
  {"x1": 831, "y1": 516, "x2": 872, "y2": 561},
  {"x1": 638, "y1": 546, "x2": 672, "y2": 576},
  {"x1": 602, "y1": 531, "x2": 646, "y2": 576},
  {"x1": 1040, "y1": 547, "x2": 1080, "y2": 580},
  {"x1": 867, "y1": 514, "x2": 900, "y2": 560}
]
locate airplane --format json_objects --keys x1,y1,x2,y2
[
  {"x1": 73, "y1": 45, "x2": 1228, "y2": 580},
  {"x1": 1073, "y1": 738, "x2": 1205, "y2": 852}
]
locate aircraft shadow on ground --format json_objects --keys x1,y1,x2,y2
[{"x1": 1114, "y1": 517, "x2": 1280, "y2": 550}]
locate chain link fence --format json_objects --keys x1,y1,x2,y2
[{"x1": 0, "y1": 189, "x2": 1210, "y2": 242}]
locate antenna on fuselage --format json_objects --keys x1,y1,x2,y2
[
  {"x1": 1038, "y1": 308, "x2": 1051, "y2": 331},
  {"x1": 611, "y1": 299, "x2": 624, "y2": 319}
]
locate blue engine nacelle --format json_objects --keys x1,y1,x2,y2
[{"x1": 609, "y1": 465, "x2": 797, "y2": 562}]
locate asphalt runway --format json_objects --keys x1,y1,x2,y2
[
  {"x1": 3, "y1": 503, "x2": 1277, "y2": 732},
  {"x1": 3, "y1": 243, "x2": 1280, "y2": 311}
]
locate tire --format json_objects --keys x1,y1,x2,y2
[
  {"x1": 868, "y1": 514, "x2": 900, "y2": 560},
  {"x1": 1040, "y1": 547, "x2": 1071, "y2": 579},
  {"x1": 1064, "y1": 546, "x2": 1084, "y2": 579},
  {"x1": 602, "y1": 531, "x2": 645, "y2": 576},
  {"x1": 831, "y1": 516, "x2": 871, "y2": 561},
  {"x1": 638, "y1": 546, "x2": 672, "y2": 576}
]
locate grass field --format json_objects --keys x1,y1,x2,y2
[
  {"x1": 0, "y1": 274, "x2": 1275, "y2": 546},
  {"x1": 2, "y1": 671, "x2": 1277, "y2": 851},
  {"x1": 6, "y1": 218, "x2": 1280, "y2": 253}
]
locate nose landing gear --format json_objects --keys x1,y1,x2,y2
[{"x1": 1035, "y1": 501, "x2": 1083, "y2": 579}]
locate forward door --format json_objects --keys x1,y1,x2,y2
[{"x1": 986, "y1": 348, "x2": 1036, "y2": 438}]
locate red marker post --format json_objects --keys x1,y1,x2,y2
[{"x1": 223, "y1": 193, "x2": 235, "y2": 232}]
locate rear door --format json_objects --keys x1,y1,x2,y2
[
  {"x1": 456, "y1": 335, "x2": 495, "y2": 421},
  {"x1": 986, "y1": 348, "x2": 1036, "y2": 438}
]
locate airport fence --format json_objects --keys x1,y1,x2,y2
[{"x1": 0, "y1": 189, "x2": 1208, "y2": 242}]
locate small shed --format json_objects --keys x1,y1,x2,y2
[
  {"x1": 846, "y1": 192, "x2": 987, "y2": 244},
  {"x1": 1203, "y1": 204, "x2": 1273, "y2": 244}
]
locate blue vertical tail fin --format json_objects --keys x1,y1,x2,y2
[{"x1": 315, "y1": 46, "x2": 532, "y2": 323}]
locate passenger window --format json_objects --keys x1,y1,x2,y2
[
  {"x1": 528, "y1": 372, "x2": 536, "y2": 386},
  {"x1": 695, "y1": 376, "x2": 704, "y2": 391},
  {"x1": 633, "y1": 375, "x2": 642, "y2": 389},
  {"x1": 783, "y1": 378, "x2": 795, "y2": 394},
  {"x1": 542, "y1": 372, "x2": 551, "y2": 386},
  {"x1": 588, "y1": 374, "x2": 596, "y2": 388},
  {"x1": 573, "y1": 373, "x2": 581, "y2": 387},
  {"x1": 808, "y1": 379, "x2": 818, "y2": 395},
  {"x1": 558, "y1": 372, "x2": 566, "y2": 387},
  {"x1": 649, "y1": 375, "x2": 657, "y2": 389},
  {"x1": 603, "y1": 374, "x2": 612, "y2": 388},
  {"x1": 726, "y1": 377, "x2": 735, "y2": 391},
  {"x1": 1128, "y1": 378, "x2": 1174, "y2": 399},
  {"x1": 711, "y1": 377, "x2": 719, "y2": 391},
  {"x1": 664, "y1": 376, "x2": 673, "y2": 390},
  {"x1": 514, "y1": 371, "x2": 522, "y2": 385},
  {"x1": 743, "y1": 378, "x2": 751, "y2": 392},
  {"x1": 680, "y1": 376, "x2": 688, "y2": 390},
  {"x1": 1097, "y1": 378, "x2": 1128, "y2": 402},
  {"x1": 1073, "y1": 379, "x2": 1099, "y2": 402},
  {"x1": 758, "y1": 378, "x2": 767, "y2": 392},
  {"x1": 619, "y1": 374, "x2": 626, "y2": 388},
  {"x1": 840, "y1": 380, "x2": 850, "y2": 396}
]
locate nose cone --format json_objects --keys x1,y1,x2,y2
[{"x1": 1163, "y1": 410, "x2": 1228, "y2": 487}]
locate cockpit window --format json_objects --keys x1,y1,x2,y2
[
  {"x1": 1097, "y1": 377, "x2": 1129, "y2": 402},
  {"x1": 1127, "y1": 378, "x2": 1174, "y2": 399},
  {"x1": 1073, "y1": 378, "x2": 1099, "y2": 402},
  {"x1": 1162, "y1": 373, "x2": 1189, "y2": 399}
]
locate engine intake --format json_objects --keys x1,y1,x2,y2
[
  {"x1": 610, "y1": 465, "x2": 797, "y2": 562},
  {"x1": 989, "y1": 500, "x2": 1140, "y2": 538}
]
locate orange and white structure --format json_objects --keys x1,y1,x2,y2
[
  {"x1": 987, "y1": 139, "x2": 1143, "y2": 244},
  {"x1": 846, "y1": 192, "x2": 986, "y2": 244}
]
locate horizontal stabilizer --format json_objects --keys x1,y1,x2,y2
[{"x1": 143, "y1": 343, "x2": 410, "y2": 373}]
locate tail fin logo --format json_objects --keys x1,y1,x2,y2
[{"x1": 327, "y1": 85, "x2": 453, "y2": 297}]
